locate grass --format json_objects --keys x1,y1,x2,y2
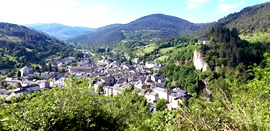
[
  {"x1": 240, "y1": 31, "x2": 270, "y2": 43},
  {"x1": 155, "y1": 55, "x2": 169, "y2": 62},
  {"x1": 0, "y1": 35, "x2": 22, "y2": 43},
  {"x1": 159, "y1": 47, "x2": 175, "y2": 54},
  {"x1": 143, "y1": 44, "x2": 157, "y2": 54},
  {"x1": 134, "y1": 44, "x2": 158, "y2": 56}
]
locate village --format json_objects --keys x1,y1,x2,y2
[{"x1": 0, "y1": 49, "x2": 195, "y2": 111}]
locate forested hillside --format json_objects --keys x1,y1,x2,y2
[
  {"x1": 159, "y1": 27, "x2": 269, "y2": 95},
  {"x1": 0, "y1": 22, "x2": 74, "y2": 69},
  {"x1": 68, "y1": 14, "x2": 207, "y2": 47},
  {"x1": 199, "y1": 2, "x2": 270, "y2": 35}
]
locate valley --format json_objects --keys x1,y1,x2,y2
[{"x1": 1, "y1": 1, "x2": 270, "y2": 130}]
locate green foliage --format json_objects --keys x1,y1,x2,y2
[
  {"x1": 96, "y1": 84, "x2": 103, "y2": 95},
  {"x1": 0, "y1": 22, "x2": 74, "y2": 70},
  {"x1": 204, "y1": 27, "x2": 267, "y2": 69},
  {"x1": 1, "y1": 77, "x2": 150, "y2": 130},
  {"x1": 150, "y1": 55, "x2": 270, "y2": 130},
  {"x1": 156, "y1": 98, "x2": 167, "y2": 111},
  {"x1": 161, "y1": 44, "x2": 199, "y2": 93}
]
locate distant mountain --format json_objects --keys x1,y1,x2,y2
[
  {"x1": 25, "y1": 23, "x2": 95, "y2": 41},
  {"x1": 68, "y1": 14, "x2": 207, "y2": 47},
  {"x1": 199, "y1": 2, "x2": 270, "y2": 35},
  {"x1": 0, "y1": 22, "x2": 74, "y2": 69}
]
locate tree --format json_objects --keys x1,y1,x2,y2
[
  {"x1": 35, "y1": 66, "x2": 40, "y2": 72},
  {"x1": 54, "y1": 67, "x2": 58, "y2": 72},
  {"x1": 41, "y1": 62, "x2": 48, "y2": 72},
  {"x1": 1, "y1": 76, "x2": 151, "y2": 130},
  {"x1": 96, "y1": 84, "x2": 103, "y2": 95},
  {"x1": 156, "y1": 98, "x2": 167, "y2": 111},
  {"x1": 48, "y1": 64, "x2": 52, "y2": 72},
  {"x1": 17, "y1": 70, "x2": 21, "y2": 78}
]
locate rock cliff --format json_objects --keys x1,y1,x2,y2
[{"x1": 193, "y1": 50, "x2": 208, "y2": 72}]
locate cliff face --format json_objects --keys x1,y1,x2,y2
[{"x1": 193, "y1": 50, "x2": 208, "y2": 72}]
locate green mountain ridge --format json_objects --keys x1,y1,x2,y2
[
  {"x1": 199, "y1": 2, "x2": 270, "y2": 35},
  {"x1": 67, "y1": 14, "x2": 208, "y2": 47}
]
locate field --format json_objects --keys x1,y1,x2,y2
[
  {"x1": 155, "y1": 55, "x2": 169, "y2": 62},
  {"x1": 240, "y1": 31, "x2": 270, "y2": 43},
  {"x1": 159, "y1": 47, "x2": 175, "y2": 54},
  {"x1": 134, "y1": 44, "x2": 158, "y2": 55}
]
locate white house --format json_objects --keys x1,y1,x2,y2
[
  {"x1": 169, "y1": 93, "x2": 184, "y2": 109},
  {"x1": 169, "y1": 88, "x2": 189, "y2": 109},
  {"x1": 153, "y1": 87, "x2": 173, "y2": 101},
  {"x1": 145, "y1": 62, "x2": 156, "y2": 69},
  {"x1": 20, "y1": 66, "x2": 33, "y2": 77},
  {"x1": 36, "y1": 80, "x2": 50, "y2": 88},
  {"x1": 198, "y1": 37, "x2": 210, "y2": 45},
  {"x1": 151, "y1": 74, "x2": 163, "y2": 83},
  {"x1": 134, "y1": 58, "x2": 141, "y2": 64},
  {"x1": 145, "y1": 91, "x2": 158, "y2": 103}
]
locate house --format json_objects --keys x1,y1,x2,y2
[
  {"x1": 122, "y1": 64, "x2": 134, "y2": 70},
  {"x1": 36, "y1": 80, "x2": 50, "y2": 88},
  {"x1": 104, "y1": 86, "x2": 113, "y2": 96},
  {"x1": 105, "y1": 82, "x2": 131, "y2": 96},
  {"x1": 133, "y1": 58, "x2": 141, "y2": 64},
  {"x1": 68, "y1": 66, "x2": 95, "y2": 73},
  {"x1": 22, "y1": 84, "x2": 40, "y2": 92},
  {"x1": 20, "y1": 66, "x2": 34, "y2": 77},
  {"x1": 101, "y1": 76, "x2": 116, "y2": 86},
  {"x1": 145, "y1": 62, "x2": 156, "y2": 69},
  {"x1": 134, "y1": 81, "x2": 147, "y2": 89},
  {"x1": 64, "y1": 59, "x2": 75, "y2": 65},
  {"x1": 198, "y1": 37, "x2": 210, "y2": 45},
  {"x1": 145, "y1": 91, "x2": 159, "y2": 103},
  {"x1": 138, "y1": 88, "x2": 147, "y2": 96},
  {"x1": 109, "y1": 60, "x2": 121, "y2": 67},
  {"x1": 41, "y1": 72, "x2": 51, "y2": 80},
  {"x1": 51, "y1": 78, "x2": 65, "y2": 87},
  {"x1": 169, "y1": 88, "x2": 189, "y2": 109},
  {"x1": 169, "y1": 93, "x2": 185, "y2": 109},
  {"x1": 153, "y1": 87, "x2": 173, "y2": 101},
  {"x1": 14, "y1": 84, "x2": 40, "y2": 95},
  {"x1": 151, "y1": 74, "x2": 163, "y2": 83},
  {"x1": 116, "y1": 77, "x2": 128, "y2": 84}
]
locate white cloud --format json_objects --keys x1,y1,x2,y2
[
  {"x1": 218, "y1": 0, "x2": 230, "y2": 3},
  {"x1": 189, "y1": 0, "x2": 209, "y2": 3},
  {"x1": 187, "y1": 0, "x2": 209, "y2": 9},
  {"x1": 187, "y1": 3, "x2": 202, "y2": 9},
  {"x1": 214, "y1": 1, "x2": 245, "y2": 13}
]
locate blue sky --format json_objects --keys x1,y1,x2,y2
[{"x1": 0, "y1": 0, "x2": 268, "y2": 28}]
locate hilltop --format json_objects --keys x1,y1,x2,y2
[{"x1": 67, "y1": 14, "x2": 207, "y2": 47}]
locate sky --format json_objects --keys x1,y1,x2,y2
[{"x1": 0, "y1": 0, "x2": 269, "y2": 28}]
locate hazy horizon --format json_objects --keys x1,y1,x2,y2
[{"x1": 0, "y1": 0, "x2": 268, "y2": 28}]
